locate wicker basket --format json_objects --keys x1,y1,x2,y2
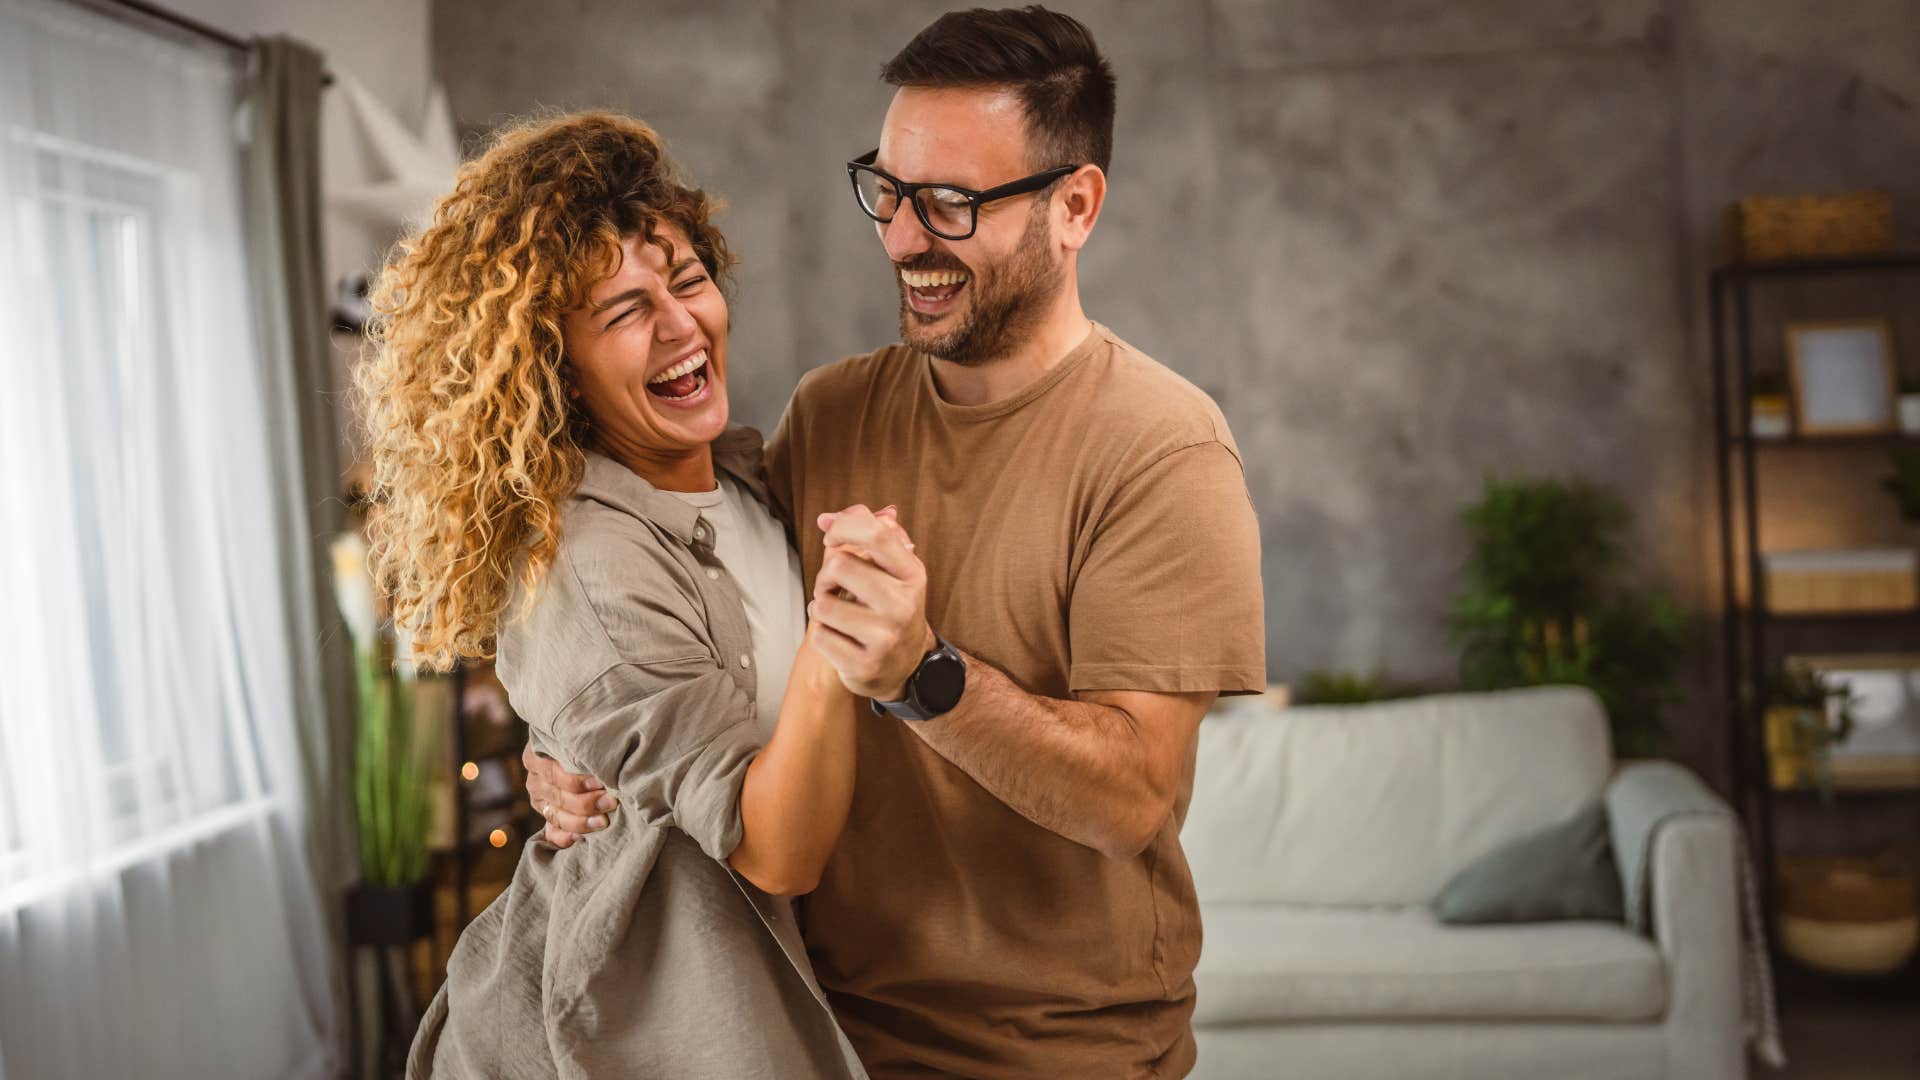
[{"x1": 1729, "y1": 190, "x2": 1892, "y2": 263}]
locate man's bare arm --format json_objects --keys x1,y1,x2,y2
[
  {"x1": 808, "y1": 504, "x2": 1214, "y2": 859},
  {"x1": 916, "y1": 659, "x2": 1212, "y2": 858}
]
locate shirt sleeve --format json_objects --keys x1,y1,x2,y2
[
  {"x1": 547, "y1": 659, "x2": 760, "y2": 862},
  {"x1": 499, "y1": 525, "x2": 764, "y2": 863},
  {"x1": 1067, "y1": 440, "x2": 1267, "y2": 696}
]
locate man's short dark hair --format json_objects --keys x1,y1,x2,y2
[{"x1": 880, "y1": 5, "x2": 1116, "y2": 175}]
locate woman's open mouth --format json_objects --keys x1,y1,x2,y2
[
  {"x1": 645, "y1": 349, "x2": 712, "y2": 406},
  {"x1": 901, "y1": 268, "x2": 969, "y2": 317}
]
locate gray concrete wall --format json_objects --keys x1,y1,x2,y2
[{"x1": 432, "y1": 0, "x2": 1920, "y2": 784}]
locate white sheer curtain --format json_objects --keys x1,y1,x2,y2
[{"x1": 0, "y1": 1, "x2": 339, "y2": 1076}]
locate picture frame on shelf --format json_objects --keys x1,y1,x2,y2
[{"x1": 1786, "y1": 319, "x2": 1897, "y2": 437}]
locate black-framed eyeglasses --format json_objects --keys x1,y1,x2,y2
[{"x1": 846, "y1": 149, "x2": 1080, "y2": 241}]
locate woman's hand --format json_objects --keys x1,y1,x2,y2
[
  {"x1": 808, "y1": 505, "x2": 935, "y2": 701},
  {"x1": 523, "y1": 745, "x2": 617, "y2": 847}
]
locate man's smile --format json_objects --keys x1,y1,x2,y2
[{"x1": 901, "y1": 268, "x2": 969, "y2": 316}]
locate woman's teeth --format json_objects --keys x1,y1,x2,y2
[
  {"x1": 647, "y1": 350, "x2": 708, "y2": 387},
  {"x1": 646, "y1": 350, "x2": 710, "y2": 401}
]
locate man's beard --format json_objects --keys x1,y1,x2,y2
[{"x1": 896, "y1": 200, "x2": 1060, "y2": 368}]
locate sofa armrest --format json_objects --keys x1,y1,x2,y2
[{"x1": 1605, "y1": 763, "x2": 1745, "y2": 1078}]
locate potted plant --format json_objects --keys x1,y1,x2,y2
[
  {"x1": 332, "y1": 532, "x2": 433, "y2": 947},
  {"x1": 1294, "y1": 669, "x2": 1406, "y2": 705},
  {"x1": 1899, "y1": 372, "x2": 1920, "y2": 436},
  {"x1": 1450, "y1": 477, "x2": 1692, "y2": 757},
  {"x1": 1759, "y1": 661, "x2": 1855, "y2": 792},
  {"x1": 1749, "y1": 370, "x2": 1792, "y2": 440}
]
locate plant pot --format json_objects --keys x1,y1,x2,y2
[
  {"x1": 1900, "y1": 393, "x2": 1920, "y2": 436},
  {"x1": 1750, "y1": 394, "x2": 1792, "y2": 440},
  {"x1": 345, "y1": 880, "x2": 434, "y2": 947},
  {"x1": 1765, "y1": 705, "x2": 1818, "y2": 788}
]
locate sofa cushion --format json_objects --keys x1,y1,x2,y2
[
  {"x1": 1193, "y1": 904, "x2": 1666, "y2": 1024},
  {"x1": 1433, "y1": 800, "x2": 1626, "y2": 925},
  {"x1": 1185, "y1": 687, "x2": 1613, "y2": 907}
]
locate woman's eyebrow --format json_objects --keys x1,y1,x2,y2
[{"x1": 592, "y1": 287, "x2": 652, "y2": 313}]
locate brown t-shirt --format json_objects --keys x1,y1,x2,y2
[{"x1": 765, "y1": 323, "x2": 1265, "y2": 1079}]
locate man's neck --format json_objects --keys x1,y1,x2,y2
[{"x1": 928, "y1": 291, "x2": 1093, "y2": 408}]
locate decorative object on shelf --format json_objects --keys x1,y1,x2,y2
[
  {"x1": 1786, "y1": 319, "x2": 1897, "y2": 437},
  {"x1": 1884, "y1": 446, "x2": 1920, "y2": 521},
  {"x1": 1777, "y1": 853, "x2": 1919, "y2": 977},
  {"x1": 1728, "y1": 190, "x2": 1892, "y2": 263},
  {"x1": 1747, "y1": 369, "x2": 1793, "y2": 440},
  {"x1": 1759, "y1": 660, "x2": 1856, "y2": 791},
  {"x1": 1762, "y1": 548, "x2": 1919, "y2": 614},
  {"x1": 1792, "y1": 654, "x2": 1920, "y2": 790},
  {"x1": 1450, "y1": 477, "x2": 1691, "y2": 757},
  {"x1": 1899, "y1": 373, "x2": 1920, "y2": 435}
]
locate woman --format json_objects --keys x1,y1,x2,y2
[{"x1": 361, "y1": 111, "x2": 875, "y2": 1078}]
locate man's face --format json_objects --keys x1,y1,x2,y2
[
  {"x1": 874, "y1": 86, "x2": 1064, "y2": 366},
  {"x1": 559, "y1": 226, "x2": 730, "y2": 460}
]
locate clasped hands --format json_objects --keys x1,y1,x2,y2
[
  {"x1": 807, "y1": 503, "x2": 937, "y2": 703},
  {"x1": 526, "y1": 502, "x2": 933, "y2": 847}
]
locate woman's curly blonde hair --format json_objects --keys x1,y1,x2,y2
[{"x1": 358, "y1": 111, "x2": 734, "y2": 670}]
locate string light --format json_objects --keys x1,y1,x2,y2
[
  {"x1": 488, "y1": 828, "x2": 509, "y2": 848},
  {"x1": 460, "y1": 761, "x2": 479, "y2": 782}
]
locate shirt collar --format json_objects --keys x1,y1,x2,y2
[{"x1": 572, "y1": 426, "x2": 767, "y2": 546}]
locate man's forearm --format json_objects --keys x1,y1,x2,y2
[{"x1": 901, "y1": 650, "x2": 1179, "y2": 859}]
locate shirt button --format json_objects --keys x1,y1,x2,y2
[
  {"x1": 705, "y1": 568, "x2": 720, "y2": 581},
  {"x1": 739, "y1": 654, "x2": 752, "y2": 669}
]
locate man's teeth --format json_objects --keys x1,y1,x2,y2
[
  {"x1": 647, "y1": 350, "x2": 707, "y2": 386},
  {"x1": 900, "y1": 270, "x2": 969, "y2": 289}
]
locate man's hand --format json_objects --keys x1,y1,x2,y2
[
  {"x1": 522, "y1": 745, "x2": 616, "y2": 847},
  {"x1": 809, "y1": 504, "x2": 935, "y2": 701}
]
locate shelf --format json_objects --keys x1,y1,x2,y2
[
  {"x1": 1776, "y1": 784, "x2": 1920, "y2": 799},
  {"x1": 1731, "y1": 433, "x2": 1920, "y2": 449},
  {"x1": 1714, "y1": 252, "x2": 1920, "y2": 281},
  {"x1": 1738, "y1": 609, "x2": 1920, "y2": 627}
]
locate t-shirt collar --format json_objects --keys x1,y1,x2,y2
[{"x1": 919, "y1": 321, "x2": 1110, "y2": 423}]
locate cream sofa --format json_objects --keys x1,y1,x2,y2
[{"x1": 1183, "y1": 686, "x2": 1745, "y2": 1080}]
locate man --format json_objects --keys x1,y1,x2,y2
[{"x1": 529, "y1": 7, "x2": 1264, "y2": 1076}]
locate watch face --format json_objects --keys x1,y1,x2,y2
[{"x1": 915, "y1": 653, "x2": 967, "y2": 714}]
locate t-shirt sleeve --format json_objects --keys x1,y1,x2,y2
[
  {"x1": 763, "y1": 384, "x2": 802, "y2": 524},
  {"x1": 1067, "y1": 440, "x2": 1266, "y2": 696},
  {"x1": 548, "y1": 659, "x2": 760, "y2": 862}
]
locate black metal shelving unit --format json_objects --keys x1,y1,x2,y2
[
  {"x1": 445, "y1": 661, "x2": 538, "y2": 927},
  {"x1": 1708, "y1": 252, "x2": 1920, "y2": 991}
]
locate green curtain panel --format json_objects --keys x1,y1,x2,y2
[{"x1": 241, "y1": 33, "x2": 358, "y2": 1058}]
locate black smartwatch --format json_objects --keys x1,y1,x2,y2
[{"x1": 870, "y1": 635, "x2": 968, "y2": 721}]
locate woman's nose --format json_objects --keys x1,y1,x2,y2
[{"x1": 655, "y1": 294, "x2": 697, "y2": 342}]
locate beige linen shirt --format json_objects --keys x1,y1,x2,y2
[{"x1": 408, "y1": 428, "x2": 865, "y2": 1080}]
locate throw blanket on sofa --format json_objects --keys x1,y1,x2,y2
[{"x1": 1606, "y1": 761, "x2": 1787, "y2": 1068}]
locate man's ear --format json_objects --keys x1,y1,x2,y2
[{"x1": 1055, "y1": 164, "x2": 1107, "y2": 253}]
